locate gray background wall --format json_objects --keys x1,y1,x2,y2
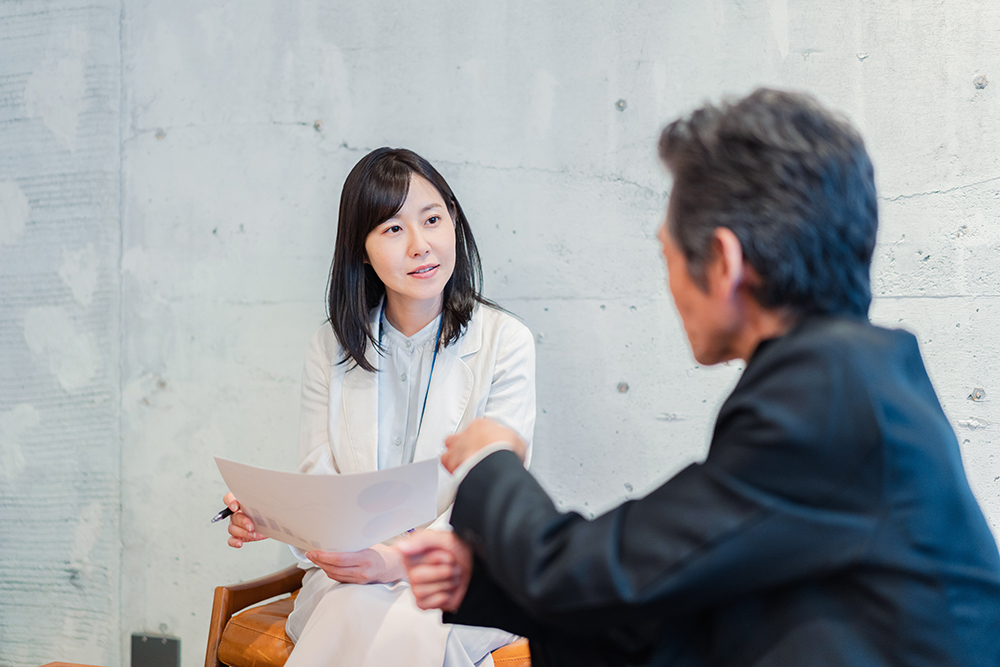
[{"x1": 1, "y1": 1, "x2": 998, "y2": 666}]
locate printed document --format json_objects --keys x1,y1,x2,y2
[{"x1": 215, "y1": 456, "x2": 439, "y2": 552}]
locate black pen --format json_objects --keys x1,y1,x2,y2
[{"x1": 210, "y1": 507, "x2": 234, "y2": 523}]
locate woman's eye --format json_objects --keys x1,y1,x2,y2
[
  {"x1": 426, "y1": 216, "x2": 440, "y2": 225},
  {"x1": 384, "y1": 225, "x2": 402, "y2": 234}
]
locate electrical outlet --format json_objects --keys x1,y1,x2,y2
[{"x1": 131, "y1": 633, "x2": 180, "y2": 667}]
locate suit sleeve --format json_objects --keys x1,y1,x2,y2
[
  {"x1": 448, "y1": 344, "x2": 884, "y2": 636},
  {"x1": 444, "y1": 555, "x2": 551, "y2": 639}
]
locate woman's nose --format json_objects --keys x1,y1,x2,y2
[{"x1": 408, "y1": 228, "x2": 431, "y2": 255}]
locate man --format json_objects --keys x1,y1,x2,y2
[{"x1": 399, "y1": 89, "x2": 1000, "y2": 666}]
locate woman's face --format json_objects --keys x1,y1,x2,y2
[{"x1": 365, "y1": 174, "x2": 457, "y2": 316}]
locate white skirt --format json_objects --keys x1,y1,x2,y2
[{"x1": 285, "y1": 567, "x2": 519, "y2": 667}]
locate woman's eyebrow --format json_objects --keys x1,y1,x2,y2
[{"x1": 385, "y1": 202, "x2": 444, "y2": 223}]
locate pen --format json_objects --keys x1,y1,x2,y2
[{"x1": 210, "y1": 507, "x2": 234, "y2": 523}]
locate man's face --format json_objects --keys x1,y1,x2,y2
[{"x1": 657, "y1": 211, "x2": 739, "y2": 366}]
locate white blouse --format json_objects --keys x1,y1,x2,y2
[{"x1": 376, "y1": 314, "x2": 442, "y2": 470}]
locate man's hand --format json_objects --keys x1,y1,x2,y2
[
  {"x1": 398, "y1": 531, "x2": 473, "y2": 612},
  {"x1": 442, "y1": 418, "x2": 526, "y2": 473},
  {"x1": 306, "y1": 542, "x2": 405, "y2": 584}
]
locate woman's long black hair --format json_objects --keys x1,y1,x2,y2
[{"x1": 327, "y1": 147, "x2": 496, "y2": 372}]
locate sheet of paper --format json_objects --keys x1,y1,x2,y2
[{"x1": 214, "y1": 457, "x2": 439, "y2": 553}]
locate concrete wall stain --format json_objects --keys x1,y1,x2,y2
[{"x1": 0, "y1": 2, "x2": 122, "y2": 666}]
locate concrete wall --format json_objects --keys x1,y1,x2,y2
[
  {"x1": 0, "y1": 1, "x2": 122, "y2": 665},
  {"x1": 2, "y1": 1, "x2": 999, "y2": 666}
]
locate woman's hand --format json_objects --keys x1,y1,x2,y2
[
  {"x1": 306, "y1": 542, "x2": 405, "y2": 584},
  {"x1": 441, "y1": 418, "x2": 526, "y2": 473},
  {"x1": 224, "y1": 492, "x2": 269, "y2": 548},
  {"x1": 398, "y1": 531, "x2": 473, "y2": 612}
]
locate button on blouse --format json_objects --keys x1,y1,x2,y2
[{"x1": 376, "y1": 314, "x2": 441, "y2": 470}]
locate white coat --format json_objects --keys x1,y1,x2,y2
[{"x1": 285, "y1": 304, "x2": 536, "y2": 667}]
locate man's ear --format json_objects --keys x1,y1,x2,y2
[{"x1": 707, "y1": 227, "x2": 745, "y2": 298}]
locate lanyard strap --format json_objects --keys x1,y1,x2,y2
[{"x1": 378, "y1": 301, "x2": 444, "y2": 443}]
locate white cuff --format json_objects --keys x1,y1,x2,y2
[{"x1": 289, "y1": 544, "x2": 312, "y2": 563}]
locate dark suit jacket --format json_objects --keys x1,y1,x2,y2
[{"x1": 445, "y1": 316, "x2": 1000, "y2": 666}]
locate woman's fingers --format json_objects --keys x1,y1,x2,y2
[
  {"x1": 227, "y1": 512, "x2": 254, "y2": 536},
  {"x1": 306, "y1": 550, "x2": 365, "y2": 568},
  {"x1": 310, "y1": 561, "x2": 364, "y2": 584},
  {"x1": 306, "y1": 549, "x2": 388, "y2": 584},
  {"x1": 321, "y1": 569, "x2": 361, "y2": 583},
  {"x1": 221, "y1": 493, "x2": 254, "y2": 549},
  {"x1": 223, "y1": 492, "x2": 239, "y2": 511},
  {"x1": 225, "y1": 511, "x2": 266, "y2": 548}
]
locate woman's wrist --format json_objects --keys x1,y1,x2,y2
[{"x1": 373, "y1": 543, "x2": 406, "y2": 583}]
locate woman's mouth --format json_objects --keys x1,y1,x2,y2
[{"x1": 408, "y1": 264, "x2": 439, "y2": 277}]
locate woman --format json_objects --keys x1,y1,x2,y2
[{"x1": 222, "y1": 147, "x2": 535, "y2": 667}]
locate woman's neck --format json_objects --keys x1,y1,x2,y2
[{"x1": 383, "y1": 297, "x2": 443, "y2": 337}]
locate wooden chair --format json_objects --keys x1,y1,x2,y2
[{"x1": 205, "y1": 565, "x2": 531, "y2": 667}]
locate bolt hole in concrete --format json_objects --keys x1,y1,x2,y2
[
  {"x1": 969, "y1": 388, "x2": 986, "y2": 402},
  {"x1": 974, "y1": 75, "x2": 988, "y2": 90},
  {"x1": 615, "y1": 98, "x2": 627, "y2": 111},
  {"x1": 617, "y1": 382, "x2": 629, "y2": 393}
]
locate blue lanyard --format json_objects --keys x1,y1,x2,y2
[{"x1": 378, "y1": 301, "x2": 444, "y2": 443}]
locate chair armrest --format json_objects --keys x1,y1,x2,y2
[
  {"x1": 205, "y1": 565, "x2": 305, "y2": 667},
  {"x1": 224, "y1": 564, "x2": 306, "y2": 612}
]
